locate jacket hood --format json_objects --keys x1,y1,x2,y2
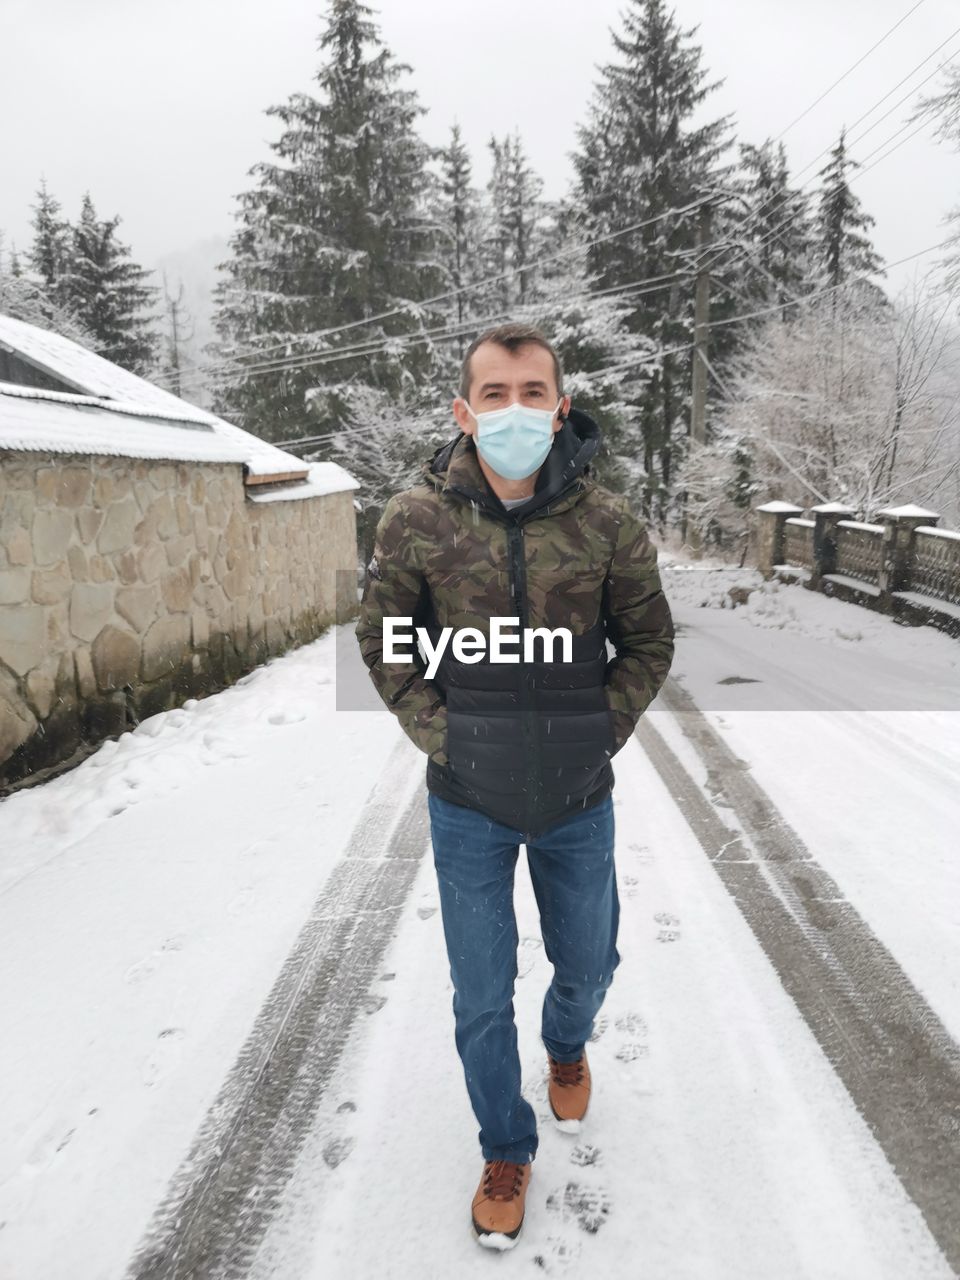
[{"x1": 422, "y1": 405, "x2": 602, "y2": 520}]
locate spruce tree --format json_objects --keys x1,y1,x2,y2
[
  {"x1": 28, "y1": 178, "x2": 71, "y2": 296},
  {"x1": 535, "y1": 198, "x2": 660, "y2": 502},
  {"x1": 734, "y1": 139, "x2": 815, "y2": 311},
  {"x1": 815, "y1": 128, "x2": 886, "y2": 292},
  {"x1": 211, "y1": 0, "x2": 446, "y2": 444},
  {"x1": 481, "y1": 131, "x2": 546, "y2": 314},
  {"x1": 0, "y1": 233, "x2": 95, "y2": 347},
  {"x1": 435, "y1": 122, "x2": 481, "y2": 353},
  {"x1": 60, "y1": 193, "x2": 158, "y2": 374},
  {"x1": 571, "y1": 0, "x2": 736, "y2": 520}
]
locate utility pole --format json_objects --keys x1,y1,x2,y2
[{"x1": 687, "y1": 199, "x2": 712, "y2": 556}]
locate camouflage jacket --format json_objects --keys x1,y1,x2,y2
[{"x1": 355, "y1": 406, "x2": 675, "y2": 835}]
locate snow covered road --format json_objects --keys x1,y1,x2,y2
[{"x1": 0, "y1": 571, "x2": 958, "y2": 1279}]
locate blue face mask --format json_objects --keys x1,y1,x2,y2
[{"x1": 463, "y1": 398, "x2": 563, "y2": 480}]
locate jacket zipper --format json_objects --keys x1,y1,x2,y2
[
  {"x1": 507, "y1": 518, "x2": 538, "y2": 834},
  {"x1": 443, "y1": 480, "x2": 585, "y2": 831}
]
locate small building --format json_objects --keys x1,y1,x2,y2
[{"x1": 0, "y1": 314, "x2": 359, "y2": 791}]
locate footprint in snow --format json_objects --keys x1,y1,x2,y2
[
  {"x1": 569, "y1": 1143, "x2": 602, "y2": 1167},
  {"x1": 142, "y1": 1027, "x2": 186, "y2": 1088},
  {"x1": 614, "y1": 1011, "x2": 650, "y2": 1063},
  {"x1": 123, "y1": 934, "x2": 185, "y2": 984},
  {"x1": 654, "y1": 910, "x2": 682, "y2": 942},
  {"x1": 200, "y1": 730, "x2": 248, "y2": 761},
  {"x1": 615, "y1": 1042, "x2": 649, "y2": 1063},
  {"x1": 587, "y1": 1014, "x2": 609, "y2": 1043},
  {"x1": 627, "y1": 842, "x2": 655, "y2": 867},
  {"x1": 615, "y1": 1012, "x2": 648, "y2": 1037},
  {"x1": 322, "y1": 1136, "x2": 355, "y2": 1169},
  {"x1": 267, "y1": 709, "x2": 307, "y2": 725},
  {"x1": 417, "y1": 906, "x2": 437, "y2": 920},
  {"x1": 533, "y1": 1236, "x2": 583, "y2": 1273},
  {"x1": 545, "y1": 1181, "x2": 612, "y2": 1234}
]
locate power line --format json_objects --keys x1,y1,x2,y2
[
  {"x1": 272, "y1": 236, "x2": 950, "y2": 455},
  {"x1": 697, "y1": 23, "x2": 960, "y2": 284},
  {"x1": 154, "y1": 193, "x2": 719, "y2": 388},
  {"x1": 158, "y1": 7, "x2": 953, "y2": 406},
  {"x1": 202, "y1": 271, "x2": 690, "y2": 387},
  {"x1": 772, "y1": 0, "x2": 928, "y2": 138},
  {"x1": 204, "y1": 63, "x2": 950, "y2": 396}
]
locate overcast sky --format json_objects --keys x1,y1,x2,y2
[{"x1": 2, "y1": 0, "x2": 958, "y2": 295}]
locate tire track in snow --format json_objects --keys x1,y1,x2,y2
[
  {"x1": 125, "y1": 739, "x2": 430, "y2": 1280},
  {"x1": 637, "y1": 677, "x2": 960, "y2": 1275}
]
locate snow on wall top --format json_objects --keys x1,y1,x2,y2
[
  {"x1": 0, "y1": 313, "x2": 353, "y2": 486},
  {"x1": 246, "y1": 461, "x2": 360, "y2": 502}
]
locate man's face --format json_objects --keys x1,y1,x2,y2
[{"x1": 452, "y1": 341, "x2": 570, "y2": 436}]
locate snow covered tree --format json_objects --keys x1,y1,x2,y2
[
  {"x1": 570, "y1": 0, "x2": 737, "y2": 522},
  {"x1": 211, "y1": 0, "x2": 447, "y2": 445},
  {"x1": 318, "y1": 382, "x2": 453, "y2": 561},
  {"x1": 908, "y1": 60, "x2": 960, "y2": 301},
  {"x1": 433, "y1": 122, "x2": 483, "y2": 354},
  {"x1": 814, "y1": 128, "x2": 886, "y2": 294},
  {"x1": 676, "y1": 276, "x2": 960, "y2": 545},
  {"x1": 28, "y1": 179, "x2": 71, "y2": 297},
  {"x1": 529, "y1": 200, "x2": 661, "y2": 503},
  {"x1": 728, "y1": 139, "x2": 816, "y2": 311},
  {"x1": 59, "y1": 193, "x2": 158, "y2": 374},
  {"x1": 483, "y1": 131, "x2": 546, "y2": 311},
  {"x1": 0, "y1": 234, "x2": 95, "y2": 347}
]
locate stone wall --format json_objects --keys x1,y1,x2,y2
[{"x1": 0, "y1": 451, "x2": 358, "y2": 790}]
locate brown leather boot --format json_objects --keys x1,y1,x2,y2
[
  {"x1": 547, "y1": 1048, "x2": 591, "y2": 1131},
  {"x1": 471, "y1": 1158, "x2": 532, "y2": 1248}
]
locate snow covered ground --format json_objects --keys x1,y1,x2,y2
[{"x1": 0, "y1": 570, "x2": 957, "y2": 1279}]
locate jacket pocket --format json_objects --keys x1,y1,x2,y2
[{"x1": 602, "y1": 687, "x2": 629, "y2": 758}]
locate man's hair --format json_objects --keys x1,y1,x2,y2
[{"x1": 458, "y1": 323, "x2": 564, "y2": 401}]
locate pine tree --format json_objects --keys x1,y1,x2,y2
[
  {"x1": 534, "y1": 199, "x2": 660, "y2": 502},
  {"x1": 815, "y1": 128, "x2": 886, "y2": 292},
  {"x1": 28, "y1": 178, "x2": 71, "y2": 296},
  {"x1": 571, "y1": 0, "x2": 736, "y2": 521},
  {"x1": 0, "y1": 232, "x2": 95, "y2": 347},
  {"x1": 211, "y1": 0, "x2": 446, "y2": 444},
  {"x1": 733, "y1": 139, "x2": 815, "y2": 311},
  {"x1": 60, "y1": 193, "x2": 158, "y2": 374},
  {"x1": 480, "y1": 131, "x2": 546, "y2": 313},
  {"x1": 435, "y1": 122, "x2": 481, "y2": 353}
]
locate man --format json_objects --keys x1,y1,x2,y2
[{"x1": 355, "y1": 322, "x2": 675, "y2": 1249}]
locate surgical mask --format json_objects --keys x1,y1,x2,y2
[{"x1": 463, "y1": 398, "x2": 563, "y2": 480}]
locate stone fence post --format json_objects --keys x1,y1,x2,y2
[
  {"x1": 875, "y1": 503, "x2": 941, "y2": 608},
  {"x1": 754, "y1": 501, "x2": 804, "y2": 575},
  {"x1": 809, "y1": 502, "x2": 857, "y2": 588}
]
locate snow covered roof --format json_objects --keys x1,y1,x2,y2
[{"x1": 0, "y1": 314, "x2": 357, "y2": 492}]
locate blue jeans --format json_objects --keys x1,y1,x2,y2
[{"x1": 427, "y1": 791, "x2": 620, "y2": 1164}]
